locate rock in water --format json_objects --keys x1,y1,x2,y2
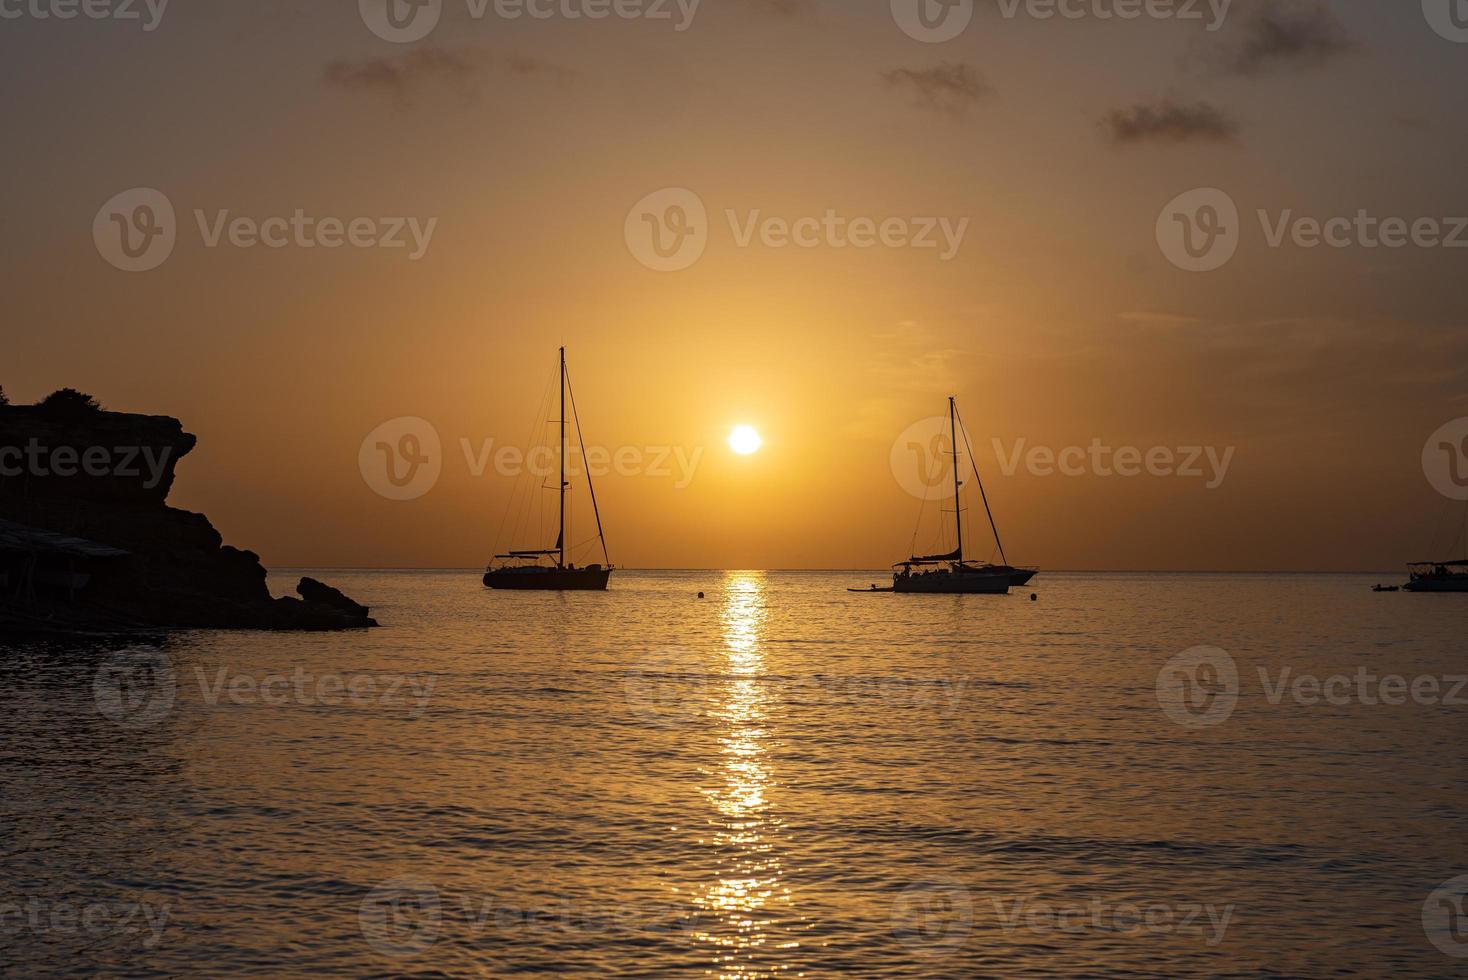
[
  {"x1": 0, "y1": 399, "x2": 376, "y2": 631},
  {"x1": 297, "y1": 577, "x2": 370, "y2": 618}
]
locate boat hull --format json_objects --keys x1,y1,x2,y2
[
  {"x1": 892, "y1": 571, "x2": 1010, "y2": 595},
  {"x1": 981, "y1": 565, "x2": 1039, "y2": 587},
  {"x1": 483, "y1": 566, "x2": 612, "y2": 591},
  {"x1": 1403, "y1": 576, "x2": 1468, "y2": 593}
]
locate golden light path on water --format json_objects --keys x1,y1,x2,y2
[{"x1": 691, "y1": 571, "x2": 801, "y2": 978}]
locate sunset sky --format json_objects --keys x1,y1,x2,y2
[{"x1": 4, "y1": 0, "x2": 1467, "y2": 570}]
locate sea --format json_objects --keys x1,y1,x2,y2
[{"x1": 1, "y1": 570, "x2": 1464, "y2": 978}]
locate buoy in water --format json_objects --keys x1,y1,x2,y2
[
  {"x1": 697, "y1": 592, "x2": 705, "y2": 599},
  {"x1": 1030, "y1": 593, "x2": 1037, "y2": 602}
]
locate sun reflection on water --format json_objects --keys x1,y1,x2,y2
[{"x1": 690, "y1": 571, "x2": 801, "y2": 978}]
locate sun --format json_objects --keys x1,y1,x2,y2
[{"x1": 728, "y1": 425, "x2": 763, "y2": 456}]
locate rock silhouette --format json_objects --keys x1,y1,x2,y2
[{"x1": 0, "y1": 397, "x2": 376, "y2": 631}]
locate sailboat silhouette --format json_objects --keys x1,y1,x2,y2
[
  {"x1": 482, "y1": 347, "x2": 614, "y2": 591},
  {"x1": 871, "y1": 397, "x2": 1039, "y2": 595}
]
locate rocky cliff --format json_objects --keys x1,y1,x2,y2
[{"x1": 0, "y1": 398, "x2": 376, "y2": 631}]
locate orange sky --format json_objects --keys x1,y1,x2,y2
[{"x1": 4, "y1": 1, "x2": 1467, "y2": 570}]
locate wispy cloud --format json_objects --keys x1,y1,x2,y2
[
  {"x1": 1116, "y1": 312, "x2": 1206, "y2": 328},
  {"x1": 323, "y1": 46, "x2": 573, "y2": 101},
  {"x1": 1193, "y1": 0, "x2": 1357, "y2": 76},
  {"x1": 1104, "y1": 99, "x2": 1239, "y2": 145},
  {"x1": 882, "y1": 63, "x2": 992, "y2": 117}
]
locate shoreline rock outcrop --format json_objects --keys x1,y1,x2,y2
[{"x1": 0, "y1": 396, "x2": 376, "y2": 632}]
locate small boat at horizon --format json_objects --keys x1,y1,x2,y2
[
  {"x1": 871, "y1": 396, "x2": 1038, "y2": 595},
  {"x1": 483, "y1": 347, "x2": 613, "y2": 592}
]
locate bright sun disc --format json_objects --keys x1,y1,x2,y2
[{"x1": 728, "y1": 425, "x2": 762, "y2": 455}]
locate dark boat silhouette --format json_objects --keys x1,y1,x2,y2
[
  {"x1": 1403, "y1": 560, "x2": 1468, "y2": 593},
  {"x1": 483, "y1": 348, "x2": 613, "y2": 592},
  {"x1": 871, "y1": 396, "x2": 1037, "y2": 595}
]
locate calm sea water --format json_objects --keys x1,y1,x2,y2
[{"x1": 1, "y1": 570, "x2": 1465, "y2": 977}]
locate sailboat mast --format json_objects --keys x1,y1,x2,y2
[
  {"x1": 954, "y1": 403, "x2": 1009, "y2": 567},
  {"x1": 950, "y1": 396, "x2": 963, "y2": 563},
  {"x1": 559, "y1": 346, "x2": 567, "y2": 570}
]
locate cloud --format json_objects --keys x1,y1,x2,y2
[
  {"x1": 882, "y1": 63, "x2": 992, "y2": 117},
  {"x1": 1195, "y1": 0, "x2": 1357, "y2": 76},
  {"x1": 1116, "y1": 312, "x2": 1205, "y2": 327},
  {"x1": 323, "y1": 46, "x2": 573, "y2": 100},
  {"x1": 1104, "y1": 99, "x2": 1239, "y2": 145}
]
